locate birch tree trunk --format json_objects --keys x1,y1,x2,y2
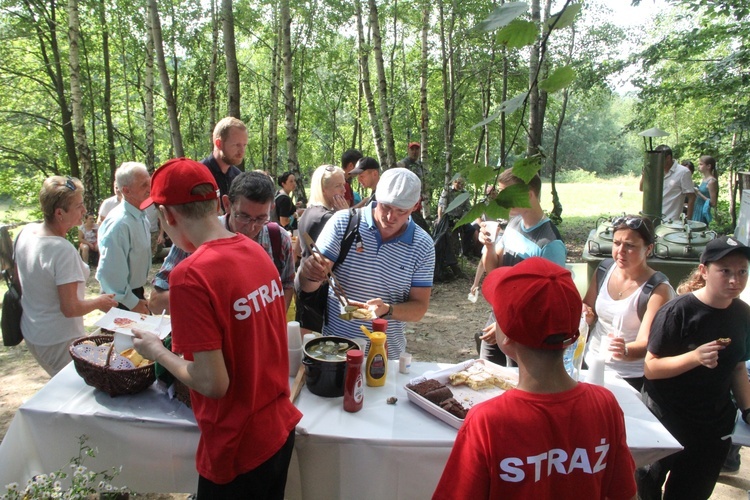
[
  {"x1": 149, "y1": 0, "x2": 184, "y2": 157},
  {"x1": 355, "y1": 0, "x2": 385, "y2": 164},
  {"x1": 209, "y1": 0, "x2": 219, "y2": 136},
  {"x1": 438, "y1": 0, "x2": 457, "y2": 188},
  {"x1": 145, "y1": 0, "x2": 155, "y2": 171},
  {"x1": 67, "y1": 0, "x2": 94, "y2": 209},
  {"x1": 99, "y1": 0, "x2": 116, "y2": 176},
  {"x1": 367, "y1": 0, "x2": 396, "y2": 168},
  {"x1": 419, "y1": 1, "x2": 430, "y2": 204},
  {"x1": 223, "y1": 0, "x2": 240, "y2": 121},
  {"x1": 280, "y1": 0, "x2": 301, "y2": 186},
  {"x1": 267, "y1": 18, "x2": 281, "y2": 175},
  {"x1": 549, "y1": 24, "x2": 575, "y2": 221}
]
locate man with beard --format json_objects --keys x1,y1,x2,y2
[{"x1": 202, "y1": 117, "x2": 249, "y2": 209}]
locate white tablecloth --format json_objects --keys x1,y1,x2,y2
[{"x1": 0, "y1": 360, "x2": 691, "y2": 498}]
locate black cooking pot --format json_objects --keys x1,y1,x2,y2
[{"x1": 303, "y1": 336, "x2": 360, "y2": 398}]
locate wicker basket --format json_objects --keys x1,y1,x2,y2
[
  {"x1": 173, "y1": 378, "x2": 192, "y2": 409},
  {"x1": 69, "y1": 334, "x2": 156, "y2": 396}
]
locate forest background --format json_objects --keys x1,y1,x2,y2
[{"x1": 0, "y1": 0, "x2": 748, "y2": 230}]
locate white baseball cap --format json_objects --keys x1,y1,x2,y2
[{"x1": 375, "y1": 168, "x2": 421, "y2": 210}]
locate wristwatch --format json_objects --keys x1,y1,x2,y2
[{"x1": 380, "y1": 303, "x2": 393, "y2": 320}]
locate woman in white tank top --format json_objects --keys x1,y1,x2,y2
[{"x1": 582, "y1": 216, "x2": 674, "y2": 391}]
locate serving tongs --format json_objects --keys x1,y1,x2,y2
[{"x1": 302, "y1": 232, "x2": 350, "y2": 308}]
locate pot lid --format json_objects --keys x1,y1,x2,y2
[{"x1": 662, "y1": 231, "x2": 713, "y2": 245}]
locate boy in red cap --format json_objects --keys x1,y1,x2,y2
[
  {"x1": 132, "y1": 158, "x2": 301, "y2": 499},
  {"x1": 434, "y1": 257, "x2": 636, "y2": 499}
]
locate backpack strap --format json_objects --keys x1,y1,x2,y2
[
  {"x1": 637, "y1": 271, "x2": 669, "y2": 321},
  {"x1": 332, "y1": 208, "x2": 361, "y2": 271},
  {"x1": 266, "y1": 222, "x2": 284, "y2": 274},
  {"x1": 596, "y1": 258, "x2": 614, "y2": 294}
]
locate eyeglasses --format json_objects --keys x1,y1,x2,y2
[
  {"x1": 325, "y1": 165, "x2": 336, "y2": 172},
  {"x1": 612, "y1": 216, "x2": 644, "y2": 230},
  {"x1": 232, "y1": 212, "x2": 269, "y2": 227},
  {"x1": 64, "y1": 176, "x2": 76, "y2": 191}
]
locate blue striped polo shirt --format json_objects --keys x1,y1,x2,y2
[{"x1": 316, "y1": 203, "x2": 435, "y2": 357}]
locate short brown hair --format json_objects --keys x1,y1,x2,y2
[
  {"x1": 166, "y1": 184, "x2": 219, "y2": 219},
  {"x1": 213, "y1": 117, "x2": 247, "y2": 142},
  {"x1": 39, "y1": 176, "x2": 84, "y2": 222}
]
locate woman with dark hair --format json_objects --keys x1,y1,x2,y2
[
  {"x1": 692, "y1": 155, "x2": 718, "y2": 224},
  {"x1": 15, "y1": 176, "x2": 117, "y2": 376},
  {"x1": 582, "y1": 215, "x2": 674, "y2": 391},
  {"x1": 275, "y1": 171, "x2": 297, "y2": 230}
]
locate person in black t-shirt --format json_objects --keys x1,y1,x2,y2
[
  {"x1": 639, "y1": 236, "x2": 750, "y2": 500},
  {"x1": 274, "y1": 172, "x2": 297, "y2": 230}
]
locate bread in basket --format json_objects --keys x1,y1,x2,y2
[{"x1": 69, "y1": 333, "x2": 155, "y2": 396}]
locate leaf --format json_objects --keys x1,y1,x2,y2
[
  {"x1": 495, "y1": 183, "x2": 531, "y2": 210},
  {"x1": 466, "y1": 165, "x2": 499, "y2": 186},
  {"x1": 454, "y1": 204, "x2": 489, "y2": 228},
  {"x1": 475, "y1": 2, "x2": 529, "y2": 33},
  {"x1": 539, "y1": 66, "x2": 576, "y2": 93},
  {"x1": 471, "y1": 108, "x2": 502, "y2": 130},
  {"x1": 511, "y1": 157, "x2": 542, "y2": 183},
  {"x1": 546, "y1": 3, "x2": 581, "y2": 30},
  {"x1": 444, "y1": 192, "x2": 471, "y2": 215},
  {"x1": 497, "y1": 20, "x2": 538, "y2": 49},
  {"x1": 498, "y1": 91, "x2": 529, "y2": 114}
]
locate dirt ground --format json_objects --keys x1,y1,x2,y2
[{"x1": 1, "y1": 258, "x2": 749, "y2": 498}]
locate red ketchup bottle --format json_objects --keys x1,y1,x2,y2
[{"x1": 343, "y1": 349, "x2": 365, "y2": 413}]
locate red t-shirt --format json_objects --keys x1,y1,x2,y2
[
  {"x1": 170, "y1": 234, "x2": 302, "y2": 484},
  {"x1": 344, "y1": 180, "x2": 355, "y2": 207},
  {"x1": 434, "y1": 383, "x2": 636, "y2": 499}
]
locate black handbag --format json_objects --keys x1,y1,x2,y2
[
  {"x1": 295, "y1": 209, "x2": 361, "y2": 332},
  {"x1": 2, "y1": 231, "x2": 23, "y2": 346}
]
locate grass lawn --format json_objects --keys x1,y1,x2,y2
[{"x1": 540, "y1": 176, "x2": 643, "y2": 257}]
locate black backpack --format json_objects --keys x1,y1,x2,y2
[{"x1": 595, "y1": 258, "x2": 669, "y2": 321}]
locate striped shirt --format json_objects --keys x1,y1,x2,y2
[{"x1": 316, "y1": 203, "x2": 434, "y2": 358}]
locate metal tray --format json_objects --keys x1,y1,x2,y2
[{"x1": 404, "y1": 359, "x2": 518, "y2": 429}]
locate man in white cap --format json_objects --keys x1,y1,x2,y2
[{"x1": 297, "y1": 167, "x2": 435, "y2": 357}]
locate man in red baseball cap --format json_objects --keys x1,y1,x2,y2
[
  {"x1": 133, "y1": 158, "x2": 301, "y2": 498},
  {"x1": 434, "y1": 257, "x2": 636, "y2": 499}
]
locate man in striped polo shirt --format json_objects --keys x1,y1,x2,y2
[{"x1": 297, "y1": 168, "x2": 435, "y2": 358}]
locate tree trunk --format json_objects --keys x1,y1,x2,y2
[
  {"x1": 527, "y1": 0, "x2": 541, "y2": 158},
  {"x1": 23, "y1": 0, "x2": 79, "y2": 176},
  {"x1": 268, "y1": 18, "x2": 281, "y2": 175},
  {"x1": 99, "y1": 0, "x2": 116, "y2": 177},
  {"x1": 280, "y1": 0, "x2": 302, "y2": 198},
  {"x1": 549, "y1": 24, "x2": 575, "y2": 222},
  {"x1": 223, "y1": 0, "x2": 240, "y2": 122},
  {"x1": 355, "y1": 0, "x2": 385, "y2": 164},
  {"x1": 438, "y1": 0, "x2": 457, "y2": 189},
  {"x1": 419, "y1": 1, "x2": 430, "y2": 209},
  {"x1": 145, "y1": 0, "x2": 156, "y2": 171},
  {"x1": 149, "y1": 0, "x2": 184, "y2": 157},
  {"x1": 67, "y1": 0, "x2": 94, "y2": 209},
  {"x1": 209, "y1": 0, "x2": 219, "y2": 137},
  {"x1": 367, "y1": 0, "x2": 396, "y2": 169}
]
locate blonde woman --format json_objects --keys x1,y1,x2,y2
[
  {"x1": 295, "y1": 165, "x2": 348, "y2": 259},
  {"x1": 16, "y1": 176, "x2": 117, "y2": 376}
]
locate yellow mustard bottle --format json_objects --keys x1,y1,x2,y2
[{"x1": 366, "y1": 319, "x2": 388, "y2": 387}]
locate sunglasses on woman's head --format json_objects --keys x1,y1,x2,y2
[
  {"x1": 612, "y1": 216, "x2": 643, "y2": 230},
  {"x1": 64, "y1": 176, "x2": 76, "y2": 191}
]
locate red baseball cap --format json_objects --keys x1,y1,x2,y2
[
  {"x1": 140, "y1": 158, "x2": 219, "y2": 209},
  {"x1": 482, "y1": 257, "x2": 581, "y2": 350},
  {"x1": 408, "y1": 142, "x2": 420, "y2": 149}
]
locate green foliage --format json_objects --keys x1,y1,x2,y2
[
  {"x1": 1, "y1": 435, "x2": 128, "y2": 499},
  {"x1": 539, "y1": 65, "x2": 575, "y2": 93},
  {"x1": 497, "y1": 20, "x2": 538, "y2": 49},
  {"x1": 555, "y1": 168, "x2": 598, "y2": 183},
  {"x1": 476, "y1": 2, "x2": 529, "y2": 32},
  {"x1": 546, "y1": 3, "x2": 582, "y2": 30}
]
